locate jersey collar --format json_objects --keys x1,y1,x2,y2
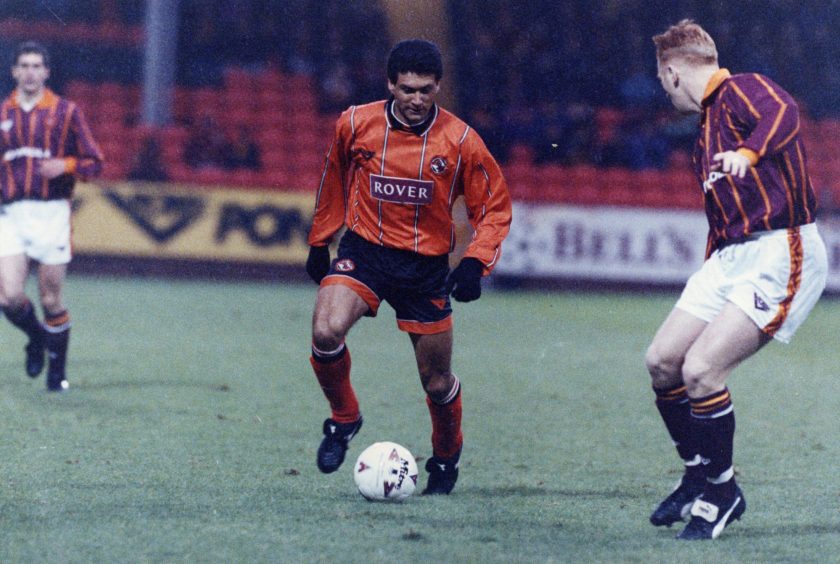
[
  {"x1": 385, "y1": 98, "x2": 438, "y2": 136},
  {"x1": 9, "y1": 88, "x2": 59, "y2": 110},
  {"x1": 702, "y1": 68, "x2": 731, "y2": 106}
]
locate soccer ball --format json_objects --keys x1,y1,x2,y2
[{"x1": 353, "y1": 442, "x2": 419, "y2": 502}]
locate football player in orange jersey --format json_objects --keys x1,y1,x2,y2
[{"x1": 305, "y1": 39, "x2": 512, "y2": 494}]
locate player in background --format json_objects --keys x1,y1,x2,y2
[
  {"x1": 645, "y1": 20, "x2": 827, "y2": 539},
  {"x1": 305, "y1": 39, "x2": 511, "y2": 494},
  {"x1": 0, "y1": 41, "x2": 103, "y2": 391}
]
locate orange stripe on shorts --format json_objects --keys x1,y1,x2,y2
[{"x1": 763, "y1": 227, "x2": 803, "y2": 337}]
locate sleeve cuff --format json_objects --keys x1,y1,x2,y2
[
  {"x1": 64, "y1": 158, "x2": 78, "y2": 175},
  {"x1": 736, "y1": 148, "x2": 759, "y2": 166}
]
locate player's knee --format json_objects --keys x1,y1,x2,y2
[
  {"x1": 681, "y1": 354, "x2": 715, "y2": 394},
  {"x1": 0, "y1": 292, "x2": 28, "y2": 312},
  {"x1": 311, "y1": 318, "x2": 347, "y2": 351},
  {"x1": 422, "y1": 371, "x2": 454, "y2": 401},
  {"x1": 39, "y1": 292, "x2": 63, "y2": 314},
  {"x1": 645, "y1": 344, "x2": 681, "y2": 384}
]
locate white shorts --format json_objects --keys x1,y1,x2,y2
[
  {"x1": 676, "y1": 223, "x2": 827, "y2": 343},
  {"x1": 0, "y1": 199, "x2": 72, "y2": 265}
]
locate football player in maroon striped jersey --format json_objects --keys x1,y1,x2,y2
[
  {"x1": 645, "y1": 20, "x2": 826, "y2": 540},
  {"x1": 0, "y1": 42, "x2": 103, "y2": 391}
]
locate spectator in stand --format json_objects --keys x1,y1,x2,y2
[
  {"x1": 531, "y1": 100, "x2": 572, "y2": 165},
  {"x1": 183, "y1": 116, "x2": 232, "y2": 170},
  {"x1": 469, "y1": 106, "x2": 509, "y2": 164},
  {"x1": 227, "y1": 125, "x2": 261, "y2": 170},
  {"x1": 619, "y1": 109, "x2": 670, "y2": 170},
  {"x1": 128, "y1": 135, "x2": 169, "y2": 182}
]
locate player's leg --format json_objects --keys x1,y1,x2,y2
[
  {"x1": 409, "y1": 328, "x2": 462, "y2": 495},
  {"x1": 676, "y1": 301, "x2": 767, "y2": 540},
  {"x1": 645, "y1": 307, "x2": 709, "y2": 526},
  {"x1": 311, "y1": 282, "x2": 371, "y2": 473},
  {"x1": 0, "y1": 253, "x2": 46, "y2": 377},
  {"x1": 38, "y1": 263, "x2": 70, "y2": 391}
]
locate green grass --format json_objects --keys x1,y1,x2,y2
[{"x1": 1, "y1": 275, "x2": 839, "y2": 562}]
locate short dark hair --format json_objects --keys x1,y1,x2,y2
[
  {"x1": 386, "y1": 39, "x2": 443, "y2": 83},
  {"x1": 14, "y1": 41, "x2": 50, "y2": 68}
]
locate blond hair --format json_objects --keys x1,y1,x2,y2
[{"x1": 652, "y1": 19, "x2": 718, "y2": 66}]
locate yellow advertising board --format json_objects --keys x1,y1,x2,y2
[{"x1": 72, "y1": 182, "x2": 315, "y2": 264}]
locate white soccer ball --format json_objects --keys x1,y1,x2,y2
[{"x1": 353, "y1": 441, "x2": 419, "y2": 502}]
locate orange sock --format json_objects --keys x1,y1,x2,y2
[
  {"x1": 310, "y1": 345, "x2": 360, "y2": 424},
  {"x1": 426, "y1": 377, "x2": 463, "y2": 459}
]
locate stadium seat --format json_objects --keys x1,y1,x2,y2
[
  {"x1": 65, "y1": 80, "x2": 98, "y2": 103},
  {"x1": 256, "y1": 169, "x2": 290, "y2": 189},
  {"x1": 664, "y1": 168, "x2": 702, "y2": 209},
  {"x1": 254, "y1": 69, "x2": 285, "y2": 91},
  {"x1": 228, "y1": 169, "x2": 260, "y2": 187},
  {"x1": 192, "y1": 167, "x2": 228, "y2": 186},
  {"x1": 168, "y1": 164, "x2": 194, "y2": 183},
  {"x1": 190, "y1": 88, "x2": 222, "y2": 116},
  {"x1": 598, "y1": 168, "x2": 636, "y2": 207},
  {"x1": 223, "y1": 67, "x2": 255, "y2": 92},
  {"x1": 507, "y1": 144, "x2": 536, "y2": 165}
]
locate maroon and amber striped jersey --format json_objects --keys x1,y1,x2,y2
[
  {"x1": 695, "y1": 69, "x2": 817, "y2": 255},
  {"x1": 308, "y1": 100, "x2": 512, "y2": 272},
  {"x1": 1, "y1": 88, "x2": 103, "y2": 203}
]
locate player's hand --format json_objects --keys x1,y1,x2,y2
[
  {"x1": 445, "y1": 257, "x2": 484, "y2": 302},
  {"x1": 306, "y1": 245, "x2": 331, "y2": 284},
  {"x1": 38, "y1": 158, "x2": 68, "y2": 180},
  {"x1": 711, "y1": 151, "x2": 751, "y2": 179}
]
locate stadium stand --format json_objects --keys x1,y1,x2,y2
[{"x1": 2, "y1": 1, "x2": 838, "y2": 209}]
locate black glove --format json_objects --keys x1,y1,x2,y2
[
  {"x1": 445, "y1": 257, "x2": 484, "y2": 302},
  {"x1": 306, "y1": 245, "x2": 331, "y2": 284}
]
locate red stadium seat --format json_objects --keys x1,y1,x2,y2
[
  {"x1": 64, "y1": 80, "x2": 98, "y2": 103},
  {"x1": 190, "y1": 88, "x2": 222, "y2": 118},
  {"x1": 254, "y1": 69, "x2": 285, "y2": 91},
  {"x1": 598, "y1": 168, "x2": 636, "y2": 206},
  {"x1": 168, "y1": 164, "x2": 194, "y2": 183},
  {"x1": 228, "y1": 169, "x2": 260, "y2": 187},
  {"x1": 192, "y1": 167, "x2": 228, "y2": 186},
  {"x1": 223, "y1": 67, "x2": 255, "y2": 92},
  {"x1": 256, "y1": 169, "x2": 290, "y2": 189},
  {"x1": 507, "y1": 144, "x2": 535, "y2": 165}
]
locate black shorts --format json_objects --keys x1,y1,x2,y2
[{"x1": 321, "y1": 230, "x2": 453, "y2": 334}]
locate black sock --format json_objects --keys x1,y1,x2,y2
[
  {"x1": 689, "y1": 388, "x2": 736, "y2": 497},
  {"x1": 4, "y1": 300, "x2": 43, "y2": 342},
  {"x1": 654, "y1": 383, "x2": 703, "y2": 481},
  {"x1": 44, "y1": 311, "x2": 71, "y2": 377}
]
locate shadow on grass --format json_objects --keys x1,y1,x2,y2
[
  {"x1": 466, "y1": 484, "x2": 645, "y2": 500},
  {"x1": 734, "y1": 523, "x2": 840, "y2": 538},
  {"x1": 81, "y1": 380, "x2": 226, "y2": 392}
]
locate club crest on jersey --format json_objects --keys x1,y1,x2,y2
[
  {"x1": 369, "y1": 173, "x2": 434, "y2": 205},
  {"x1": 430, "y1": 156, "x2": 448, "y2": 175},
  {"x1": 0, "y1": 119, "x2": 12, "y2": 132},
  {"x1": 335, "y1": 259, "x2": 355, "y2": 273}
]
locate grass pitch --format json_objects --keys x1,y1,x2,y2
[{"x1": 1, "y1": 275, "x2": 838, "y2": 562}]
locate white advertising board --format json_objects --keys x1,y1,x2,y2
[{"x1": 497, "y1": 203, "x2": 840, "y2": 291}]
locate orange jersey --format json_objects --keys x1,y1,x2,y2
[{"x1": 308, "y1": 100, "x2": 512, "y2": 272}]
